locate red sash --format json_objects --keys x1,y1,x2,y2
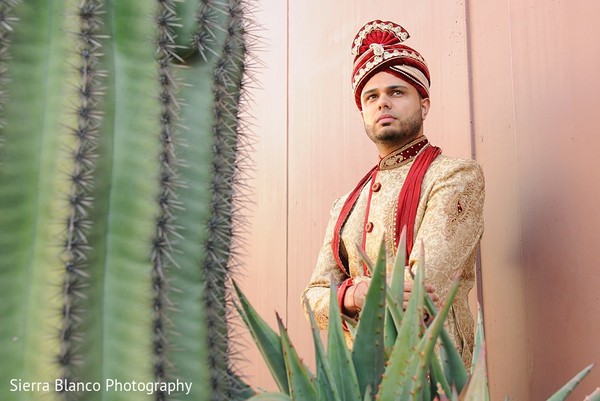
[
  {"x1": 394, "y1": 145, "x2": 441, "y2": 263},
  {"x1": 332, "y1": 145, "x2": 441, "y2": 274}
]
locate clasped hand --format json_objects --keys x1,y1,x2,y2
[{"x1": 343, "y1": 277, "x2": 439, "y2": 318}]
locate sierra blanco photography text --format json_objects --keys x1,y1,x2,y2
[{"x1": 10, "y1": 378, "x2": 193, "y2": 395}]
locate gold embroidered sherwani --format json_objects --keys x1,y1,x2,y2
[{"x1": 301, "y1": 137, "x2": 485, "y2": 366}]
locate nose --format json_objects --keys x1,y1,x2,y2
[{"x1": 377, "y1": 93, "x2": 391, "y2": 109}]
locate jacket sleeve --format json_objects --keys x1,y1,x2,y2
[
  {"x1": 409, "y1": 158, "x2": 485, "y2": 365},
  {"x1": 300, "y1": 196, "x2": 350, "y2": 330},
  {"x1": 410, "y1": 159, "x2": 484, "y2": 291}
]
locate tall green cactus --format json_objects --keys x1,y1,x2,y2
[{"x1": 0, "y1": 1, "x2": 257, "y2": 400}]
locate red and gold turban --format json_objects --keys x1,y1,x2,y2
[{"x1": 352, "y1": 20, "x2": 430, "y2": 109}]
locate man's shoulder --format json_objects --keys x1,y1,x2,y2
[
  {"x1": 328, "y1": 192, "x2": 351, "y2": 215},
  {"x1": 426, "y1": 154, "x2": 485, "y2": 187},
  {"x1": 430, "y1": 154, "x2": 483, "y2": 175}
]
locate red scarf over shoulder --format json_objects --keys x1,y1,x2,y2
[{"x1": 332, "y1": 144, "x2": 441, "y2": 274}]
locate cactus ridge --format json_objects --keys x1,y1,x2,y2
[
  {"x1": 199, "y1": 1, "x2": 258, "y2": 399},
  {"x1": 152, "y1": 0, "x2": 186, "y2": 399},
  {"x1": 193, "y1": 0, "x2": 223, "y2": 62},
  {"x1": 58, "y1": 1, "x2": 106, "y2": 395}
]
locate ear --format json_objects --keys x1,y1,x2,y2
[{"x1": 420, "y1": 97, "x2": 430, "y2": 120}]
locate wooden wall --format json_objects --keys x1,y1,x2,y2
[{"x1": 236, "y1": 1, "x2": 600, "y2": 399}]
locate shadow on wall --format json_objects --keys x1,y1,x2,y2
[{"x1": 518, "y1": 156, "x2": 600, "y2": 399}]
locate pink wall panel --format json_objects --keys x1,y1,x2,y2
[
  {"x1": 467, "y1": 1, "x2": 531, "y2": 399},
  {"x1": 470, "y1": 0, "x2": 600, "y2": 399},
  {"x1": 507, "y1": 1, "x2": 600, "y2": 398}
]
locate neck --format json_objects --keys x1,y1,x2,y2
[
  {"x1": 377, "y1": 134, "x2": 424, "y2": 158},
  {"x1": 378, "y1": 136, "x2": 430, "y2": 170}
]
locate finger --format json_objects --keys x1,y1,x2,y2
[
  {"x1": 428, "y1": 293, "x2": 439, "y2": 302},
  {"x1": 425, "y1": 284, "x2": 436, "y2": 293}
]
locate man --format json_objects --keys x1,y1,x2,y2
[{"x1": 301, "y1": 20, "x2": 484, "y2": 365}]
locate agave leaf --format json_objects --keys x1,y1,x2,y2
[
  {"x1": 363, "y1": 385, "x2": 374, "y2": 401},
  {"x1": 384, "y1": 227, "x2": 407, "y2": 352},
  {"x1": 355, "y1": 245, "x2": 402, "y2": 343},
  {"x1": 458, "y1": 343, "x2": 489, "y2": 401},
  {"x1": 396, "y1": 272, "x2": 461, "y2": 401},
  {"x1": 247, "y1": 393, "x2": 294, "y2": 401},
  {"x1": 277, "y1": 315, "x2": 317, "y2": 401},
  {"x1": 471, "y1": 303, "x2": 485, "y2": 373},
  {"x1": 233, "y1": 281, "x2": 290, "y2": 394},
  {"x1": 342, "y1": 314, "x2": 359, "y2": 337},
  {"x1": 425, "y1": 291, "x2": 468, "y2": 392},
  {"x1": 430, "y1": 351, "x2": 453, "y2": 398},
  {"x1": 383, "y1": 289, "x2": 404, "y2": 335},
  {"x1": 584, "y1": 387, "x2": 600, "y2": 401},
  {"x1": 437, "y1": 392, "x2": 452, "y2": 401},
  {"x1": 352, "y1": 239, "x2": 387, "y2": 398},
  {"x1": 377, "y1": 244, "x2": 428, "y2": 400},
  {"x1": 327, "y1": 279, "x2": 362, "y2": 401},
  {"x1": 303, "y1": 297, "x2": 342, "y2": 401},
  {"x1": 424, "y1": 375, "x2": 432, "y2": 400},
  {"x1": 546, "y1": 363, "x2": 595, "y2": 401},
  {"x1": 441, "y1": 387, "x2": 461, "y2": 401}
]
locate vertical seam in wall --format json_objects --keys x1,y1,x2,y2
[
  {"x1": 464, "y1": 0, "x2": 486, "y2": 317},
  {"x1": 464, "y1": 0, "x2": 477, "y2": 162},
  {"x1": 285, "y1": 0, "x2": 290, "y2": 326},
  {"x1": 506, "y1": 0, "x2": 531, "y2": 397}
]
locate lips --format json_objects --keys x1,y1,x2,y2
[{"x1": 377, "y1": 114, "x2": 396, "y2": 124}]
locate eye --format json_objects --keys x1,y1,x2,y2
[{"x1": 364, "y1": 93, "x2": 377, "y2": 102}]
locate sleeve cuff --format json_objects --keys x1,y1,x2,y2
[{"x1": 337, "y1": 277, "x2": 354, "y2": 331}]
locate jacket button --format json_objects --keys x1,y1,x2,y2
[
  {"x1": 372, "y1": 182, "x2": 381, "y2": 192},
  {"x1": 365, "y1": 222, "x2": 374, "y2": 233}
]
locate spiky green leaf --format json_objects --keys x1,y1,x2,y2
[
  {"x1": 430, "y1": 351, "x2": 453, "y2": 398},
  {"x1": 377, "y1": 245, "x2": 428, "y2": 400},
  {"x1": 546, "y1": 363, "x2": 594, "y2": 401},
  {"x1": 396, "y1": 273, "x2": 461, "y2": 401},
  {"x1": 352, "y1": 239, "x2": 386, "y2": 398},
  {"x1": 425, "y1": 293, "x2": 468, "y2": 392},
  {"x1": 233, "y1": 281, "x2": 289, "y2": 395},
  {"x1": 459, "y1": 343, "x2": 489, "y2": 401},
  {"x1": 471, "y1": 304, "x2": 485, "y2": 373},
  {"x1": 304, "y1": 297, "x2": 342, "y2": 401},
  {"x1": 327, "y1": 279, "x2": 362, "y2": 401},
  {"x1": 584, "y1": 388, "x2": 600, "y2": 401},
  {"x1": 384, "y1": 226, "x2": 407, "y2": 352},
  {"x1": 277, "y1": 315, "x2": 316, "y2": 401}
]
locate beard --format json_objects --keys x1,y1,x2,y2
[{"x1": 364, "y1": 108, "x2": 423, "y2": 147}]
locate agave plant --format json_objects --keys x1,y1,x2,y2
[
  {"x1": 235, "y1": 233, "x2": 597, "y2": 401},
  {"x1": 0, "y1": 1, "x2": 256, "y2": 400}
]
